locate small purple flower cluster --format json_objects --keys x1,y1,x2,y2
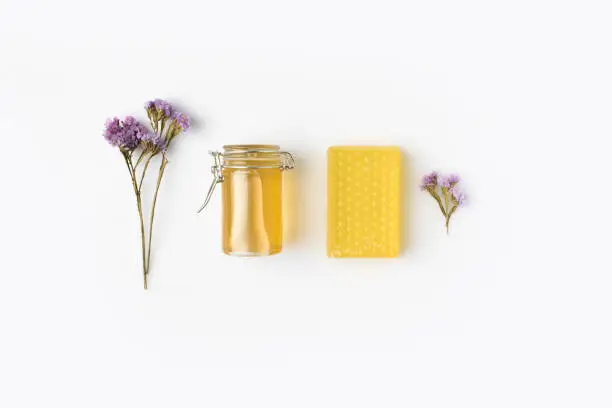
[
  {"x1": 139, "y1": 131, "x2": 167, "y2": 152},
  {"x1": 449, "y1": 186, "x2": 465, "y2": 206},
  {"x1": 439, "y1": 174, "x2": 460, "y2": 189},
  {"x1": 420, "y1": 171, "x2": 438, "y2": 189},
  {"x1": 421, "y1": 171, "x2": 466, "y2": 233},
  {"x1": 171, "y1": 112, "x2": 191, "y2": 131},
  {"x1": 145, "y1": 98, "x2": 174, "y2": 118},
  {"x1": 144, "y1": 98, "x2": 191, "y2": 138},
  {"x1": 105, "y1": 99, "x2": 191, "y2": 154},
  {"x1": 104, "y1": 116, "x2": 151, "y2": 151}
]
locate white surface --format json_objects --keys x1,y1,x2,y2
[{"x1": 1, "y1": 0, "x2": 611, "y2": 407}]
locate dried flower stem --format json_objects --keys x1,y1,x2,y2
[
  {"x1": 146, "y1": 153, "x2": 168, "y2": 277},
  {"x1": 442, "y1": 188, "x2": 450, "y2": 234},
  {"x1": 446, "y1": 204, "x2": 458, "y2": 234},
  {"x1": 123, "y1": 149, "x2": 164, "y2": 290},
  {"x1": 123, "y1": 152, "x2": 148, "y2": 289},
  {"x1": 427, "y1": 188, "x2": 447, "y2": 217},
  {"x1": 134, "y1": 150, "x2": 147, "y2": 170},
  {"x1": 138, "y1": 152, "x2": 155, "y2": 191}
]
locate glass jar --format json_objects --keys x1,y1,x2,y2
[{"x1": 198, "y1": 145, "x2": 295, "y2": 256}]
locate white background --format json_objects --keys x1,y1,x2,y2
[{"x1": 1, "y1": 0, "x2": 611, "y2": 407}]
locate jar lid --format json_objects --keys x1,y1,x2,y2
[{"x1": 222, "y1": 145, "x2": 289, "y2": 169}]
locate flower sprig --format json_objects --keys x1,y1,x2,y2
[
  {"x1": 421, "y1": 171, "x2": 465, "y2": 234},
  {"x1": 104, "y1": 99, "x2": 190, "y2": 289}
]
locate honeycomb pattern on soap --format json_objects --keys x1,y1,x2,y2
[{"x1": 327, "y1": 146, "x2": 401, "y2": 258}]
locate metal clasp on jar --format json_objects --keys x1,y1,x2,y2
[{"x1": 197, "y1": 148, "x2": 294, "y2": 213}]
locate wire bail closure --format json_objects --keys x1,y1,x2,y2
[{"x1": 197, "y1": 149, "x2": 294, "y2": 213}]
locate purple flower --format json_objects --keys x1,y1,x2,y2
[
  {"x1": 153, "y1": 99, "x2": 174, "y2": 117},
  {"x1": 103, "y1": 116, "x2": 148, "y2": 151},
  {"x1": 421, "y1": 171, "x2": 467, "y2": 233},
  {"x1": 439, "y1": 174, "x2": 460, "y2": 188},
  {"x1": 122, "y1": 115, "x2": 138, "y2": 127},
  {"x1": 122, "y1": 116, "x2": 149, "y2": 147},
  {"x1": 420, "y1": 171, "x2": 438, "y2": 190},
  {"x1": 140, "y1": 131, "x2": 166, "y2": 152},
  {"x1": 450, "y1": 187, "x2": 466, "y2": 206},
  {"x1": 104, "y1": 117, "x2": 122, "y2": 145},
  {"x1": 145, "y1": 99, "x2": 174, "y2": 119},
  {"x1": 172, "y1": 112, "x2": 191, "y2": 131},
  {"x1": 447, "y1": 174, "x2": 460, "y2": 185}
]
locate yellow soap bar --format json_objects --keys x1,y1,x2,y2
[{"x1": 327, "y1": 146, "x2": 402, "y2": 258}]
